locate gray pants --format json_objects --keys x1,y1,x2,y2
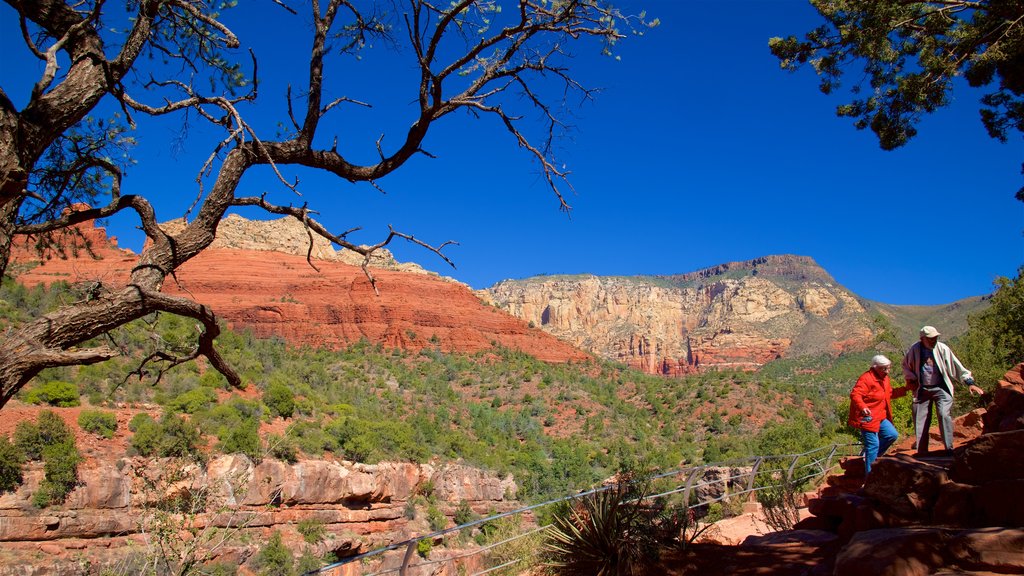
[{"x1": 913, "y1": 386, "x2": 954, "y2": 452}]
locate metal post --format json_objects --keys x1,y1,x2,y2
[
  {"x1": 399, "y1": 540, "x2": 417, "y2": 576},
  {"x1": 786, "y1": 453, "x2": 800, "y2": 482},
  {"x1": 746, "y1": 457, "x2": 763, "y2": 494},
  {"x1": 681, "y1": 466, "x2": 703, "y2": 506}
]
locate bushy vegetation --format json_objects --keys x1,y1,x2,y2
[
  {"x1": 4, "y1": 411, "x2": 81, "y2": 506},
  {"x1": 4, "y1": 277, "x2": 984, "y2": 504},
  {"x1": 0, "y1": 436, "x2": 24, "y2": 493},
  {"x1": 954, "y1": 266, "x2": 1024, "y2": 395},
  {"x1": 24, "y1": 380, "x2": 80, "y2": 407},
  {"x1": 78, "y1": 409, "x2": 118, "y2": 439}
]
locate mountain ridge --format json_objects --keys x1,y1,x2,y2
[
  {"x1": 9, "y1": 216, "x2": 986, "y2": 371},
  {"x1": 483, "y1": 254, "x2": 987, "y2": 373}
]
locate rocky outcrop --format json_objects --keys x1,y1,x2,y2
[
  {"x1": 483, "y1": 256, "x2": 875, "y2": 374},
  {"x1": 10, "y1": 216, "x2": 589, "y2": 364},
  {"x1": 159, "y1": 214, "x2": 430, "y2": 274},
  {"x1": 793, "y1": 363, "x2": 1024, "y2": 575},
  {"x1": 0, "y1": 454, "x2": 518, "y2": 574}
]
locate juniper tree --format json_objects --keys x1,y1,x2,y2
[{"x1": 0, "y1": 0, "x2": 654, "y2": 408}]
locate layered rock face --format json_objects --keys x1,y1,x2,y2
[
  {"x1": 0, "y1": 451, "x2": 519, "y2": 575},
  {"x1": 10, "y1": 216, "x2": 589, "y2": 363},
  {"x1": 483, "y1": 256, "x2": 875, "y2": 374}
]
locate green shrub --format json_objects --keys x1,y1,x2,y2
[
  {"x1": 78, "y1": 410, "x2": 118, "y2": 439},
  {"x1": 24, "y1": 381, "x2": 80, "y2": 407},
  {"x1": 454, "y1": 499, "x2": 477, "y2": 526},
  {"x1": 427, "y1": 502, "x2": 447, "y2": 531},
  {"x1": 297, "y1": 517, "x2": 326, "y2": 544},
  {"x1": 156, "y1": 413, "x2": 204, "y2": 460},
  {"x1": 14, "y1": 410, "x2": 74, "y2": 461},
  {"x1": 0, "y1": 436, "x2": 25, "y2": 493},
  {"x1": 128, "y1": 413, "x2": 160, "y2": 456},
  {"x1": 13, "y1": 421, "x2": 44, "y2": 461},
  {"x1": 128, "y1": 412, "x2": 204, "y2": 460},
  {"x1": 252, "y1": 530, "x2": 293, "y2": 576},
  {"x1": 217, "y1": 418, "x2": 260, "y2": 460},
  {"x1": 416, "y1": 538, "x2": 432, "y2": 558},
  {"x1": 266, "y1": 434, "x2": 298, "y2": 464},
  {"x1": 168, "y1": 386, "x2": 218, "y2": 414},
  {"x1": 263, "y1": 383, "x2": 295, "y2": 419},
  {"x1": 33, "y1": 440, "x2": 81, "y2": 507}
]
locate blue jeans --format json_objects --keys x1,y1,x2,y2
[{"x1": 862, "y1": 419, "x2": 899, "y2": 475}]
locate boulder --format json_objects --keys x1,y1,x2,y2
[{"x1": 949, "y1": 429, "x2": 1024, "y2": 485}]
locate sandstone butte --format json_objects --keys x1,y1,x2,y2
[
  {"x1": 483, "y1": 255, "x2": 881, "y2": 376},
  {"x1": 7, "y1": 214, "x2": 590, "y2": 364}
]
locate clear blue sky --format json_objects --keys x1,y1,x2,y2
[{"x1": 3, "y1": 1, "x2": 1021, "y2": 305}]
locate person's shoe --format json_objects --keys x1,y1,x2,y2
[{"x1": 914, "y1": 450, "x2": 929, "y2": 458}]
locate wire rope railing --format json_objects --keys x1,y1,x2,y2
[{"x1": 309, "y1": 442, "x2": 860, "y2": 576}]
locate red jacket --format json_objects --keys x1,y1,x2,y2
[{"x1": 848, "y1": 369, "x2": 907, "y2": 432}]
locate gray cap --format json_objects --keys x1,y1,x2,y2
[{"x1": 920, "y1": 326, "x2": 941, "y2": 338}]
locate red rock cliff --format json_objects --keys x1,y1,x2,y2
[{"x1": 9, "y1": 217, "x2": 588, "y2": 364}]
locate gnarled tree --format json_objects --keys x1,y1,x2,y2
[
  {"x1": 0, "y1": 0, "x2": 654, "y2": 408},
  {"x1": 769, "y1": 0, "x2": 1023, "y2": 198}
]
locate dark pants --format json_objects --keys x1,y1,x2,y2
[{"x1": 913, "y1": 386, "x2": 954, "y2": 452}]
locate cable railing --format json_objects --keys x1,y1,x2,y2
[{"x1": 309, "y1": 442, "x2": 860, "y2": 576}]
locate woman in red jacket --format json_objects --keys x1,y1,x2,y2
[{"x1": 848, "y1": 355, "x2": 909, "y2": 475}]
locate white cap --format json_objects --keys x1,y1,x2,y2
[
  {"x1": 871, "y1": 354, "x2": 892, "y2": 367},
  {"x1": 920, "y1": 326, "x2": 941, "y2": 338}
]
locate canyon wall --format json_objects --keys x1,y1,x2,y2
[{"x1": 483, "y1": 256, "x2": 876, "y2": 374}]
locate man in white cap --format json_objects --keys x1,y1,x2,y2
[{"x1": 901, "y1": 325, "x2": 983, "y2": 456}]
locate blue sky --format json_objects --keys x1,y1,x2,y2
[{"x1": 3, "y1": 0, "x2": 1022, "y2": 305}]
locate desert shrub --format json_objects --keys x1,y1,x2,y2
[
  {"x1": 758, "y1": 475, "x2": 802, "y2": 532},
  {"x1": 129, "y1": 413, "x2": 204, "y2": 460},
  {"x1": 217, "y1": 418, "x2": 260, "y2": 460},
  {"x1": 263, "y1": 382, "x2": 295, "y2": 419},
  {"x1": 129, "y1": 413, "x2": 161, "y2": 456},
  {"x1": 265, "y1": 433, "x2": 298, "y2": 464},
  {"x1": 24, "y1": 381, "x2": 80, "y2": 407},
  {"x1": 252, "y1": 530, "x2": 292, "y2": 576},
  {"x1": 295, "y1": 552, "x2": 325, "y2": 575},
  {"x1": 78, "y1": 409, "x2": 118, "y2": 439},
  {"x1": 33, "y1": 440, "x2": 81, "y2": 507},
  {"x1": 155, "y1": 413, "x2": 204, "y2": 460},
  {"x1": 454, "y1": 499, "x2": 477, "y2": 526},
  {"x1": 0, "y1": 436, "x2": 25, "y2": 493},
  {"x1": 416, "y1": 538, "x2": 432, "y2": 558},
  {"x1": 426, "y1": 501, "x2": 447, "y2": 531},
  {"x1": 297, "y1": 517, "x2": 326, "y2": 544},
  {"x1": 13, "y1": 421, "x2": 45, "y2": 461},
  {"x1": 168, "y1": 386, "x2": 218, "y2": 414},
  {"x1": 544, "y1": 481, "x2": 661, "y2": 575},
  {"x1": 14, "y1": 410, "x2": 74, "y2": 461}
]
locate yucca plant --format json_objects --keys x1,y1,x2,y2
[{"x1": 544, "y1": 479, "x2": 659, "y2": 575}]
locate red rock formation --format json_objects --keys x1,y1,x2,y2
[{"x1": 9, "y1": 219, "x2": 589, "y2": 364}]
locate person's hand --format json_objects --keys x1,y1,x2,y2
[
  {"x1": 861, "y1": 408, "x2": 871, "y2": 416},
  {"x1": 968, "y1": 384, "x2": 984, "y2": 396}
]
